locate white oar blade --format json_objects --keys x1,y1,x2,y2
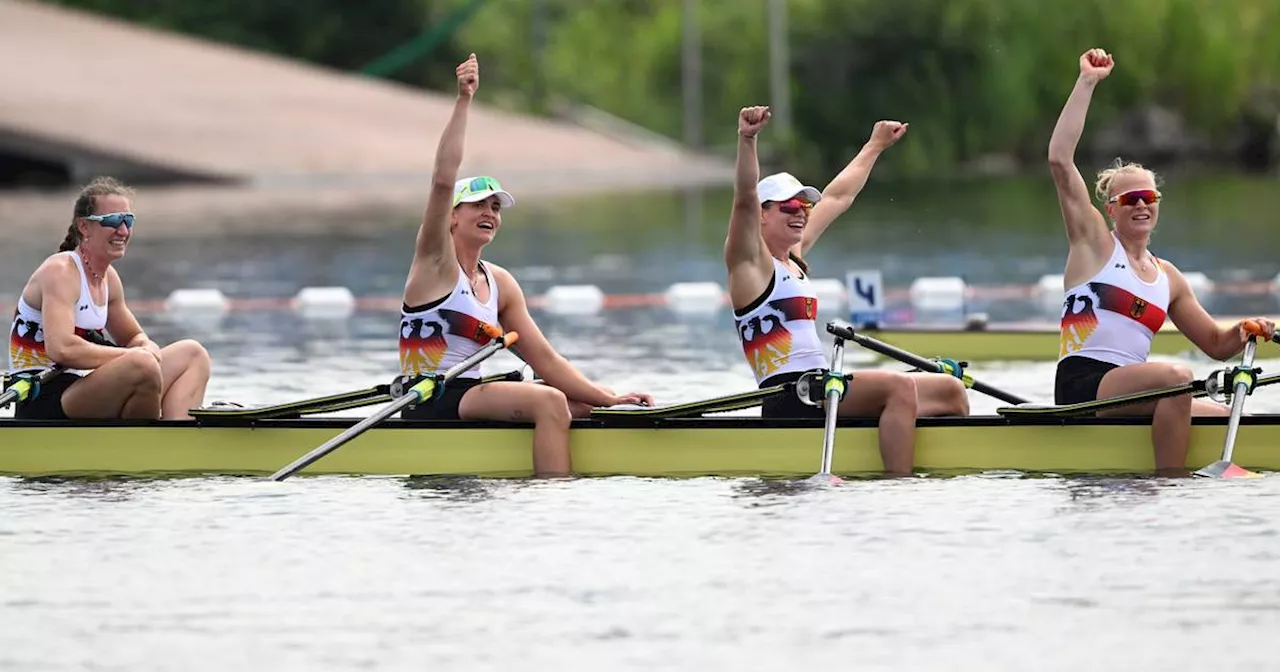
[{"x1": 1194, "y1": 460, "x2": 1261, "y2": 479}]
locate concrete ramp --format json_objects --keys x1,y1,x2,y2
[{"x1": 0, "y1": 0, "x2": 728, "y2": 197}]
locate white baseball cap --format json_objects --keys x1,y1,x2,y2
[
  {"x1": 757, "y1": 172, "x2": 822, "y2": 205},
  {"x1": 453, "y1": 176, "x2": 515, "y2": 208}
]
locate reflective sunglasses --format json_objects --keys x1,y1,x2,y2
[
  {"x1": 454, "y1": 176, "x2": 505, "y2": 206},
  {"x1": 774, "y1": 198, "x2": 813, "y2": 216},
  {"x1": 83, "y1": 212, "x2": 136, "y2": 229},
  {"x1": 1108, "y1": 189, "x2": 1161, "y2": 207}
]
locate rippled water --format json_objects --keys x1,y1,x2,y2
[
  {"x1": 5, "y1": 307, "x2": 1280, "y2": 670},
  {"x1": 6, "y1": 175, "x2": 1280, "y2": 669},
  {"x1": 4, "y1": 474, "x2": 1280, "y2": 671}
]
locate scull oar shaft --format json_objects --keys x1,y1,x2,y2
[
  {"x1": 1218, "y1": 338, "x2": 1257, "y2": 465},
  {"x1": 818, "y1": 338, "x2": 845, "y2": 476},
  {"x1": 269, "y1": 331, "x2": 517, "y2": 481},
  {"x1": 827, "y1": 320, "x2": 1030, "y2": 405}
]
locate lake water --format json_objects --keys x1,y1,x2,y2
[{"x1": 3, "y1": 175, "x2": 1280, "y2": 670}]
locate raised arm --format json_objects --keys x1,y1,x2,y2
[
  {"x1": 407, "y1": 54, "x2": 479, "y2": 303},
  {"x1": 1048, "y1": 49, "x2": 1114, "y2": 261},
  {"x1": 724, "y1": 106, "x2": 774, "y2": 307},
  {"x1": 492, "y1": 267, "x2": 652, "y2": 408},
  {"x1": 799, "y1": 120, "x2": 907, "y2": 256},
  {"x1": 38, "y1": 258, "x2": 127, "y2": 369}
]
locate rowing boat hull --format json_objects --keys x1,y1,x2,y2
[{"x1": 3, "y1": 415, "x2": 1279, "y2": 477}]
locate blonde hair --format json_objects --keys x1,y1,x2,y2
[{"x1": 1094, "y1": 159, "x2": 1159, "y2": 203}]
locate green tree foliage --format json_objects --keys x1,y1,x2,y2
[{"x1": 41, "y1": 0, "x2": 470, "y2": 90}]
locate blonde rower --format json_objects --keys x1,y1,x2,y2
[{"x1": 1048, "y1": 47, "x2": 1275, "y2": 473}]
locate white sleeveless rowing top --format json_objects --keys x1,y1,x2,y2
[
  {"x1": 399, "y1": 263, "x2": 501, "y2": 380},
  {"x1": 734, "y1": 257, "x2": 826, "y2": 385},
  {"x1": 8, "y1": 252, "x2": 109, "y2": 371},
  {"x1": 1059, "y1": 234, "x2": 1170, "y2": 367}
]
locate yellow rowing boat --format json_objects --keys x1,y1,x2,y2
[{"x1": 2, "y1": 415, "x2": 1278, "y2": 477}]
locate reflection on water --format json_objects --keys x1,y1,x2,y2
[
  {"x1": 402, "y1": 475, "x2": 503, "y2": 502},
  {"x1": 1056, "y1": 475, "x2": 1178, "y2": 511},
  {"x1": 6, "y1": 475, "x2": 165, "y2": 502}
]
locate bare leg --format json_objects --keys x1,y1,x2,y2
[
  {"x1": 1192, "y1": 399, "x2": 1230, "y2": 417},
  {"x1": 157, "y1": 340, "x2": 212, "y2": 420},
  {"x1": 1096, "y1": 362, "x2": 1195, "y2": 474},
  {"x1": 912, "y1": 373, "x2": 971, "y2": 417},
  {"x1": 458, "y1": 381, "x2": 574, "y2": 477},
  {"x1": 838, "y1": 370, "x2": 919, "y2": 476},
  {"x1": 529, "y1": 379, "x2": 594, "y2": 418},
  {"x1": 60, "y1": 349, "x2": 163, "y2": 419},
  {"x1": 566, "y1": 399, "x2": 594, "y2": 418}
]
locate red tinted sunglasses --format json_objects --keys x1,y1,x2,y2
[
  {"x1": 773, "y1": 198, "x2": 813, "y2": 215},
  {"x1": 1108, "y1": 189, "x2": 1161, "y2": 206}
]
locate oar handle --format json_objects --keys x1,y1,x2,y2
[
  {"x1": 1, "y1": 365, "x2": 66, "y2": 409},
  {"x1": 1240, "y1": 319, "x2": 1278, "y2": 345},
  {"x1": 268, "y1": 330, "x2": 519, "y2": 481},
  {"x1": 825, "y1": 320, "x2": 1030, "y2": 405}
]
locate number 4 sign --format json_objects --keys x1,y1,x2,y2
[{"x1": 845, "y1": 270, "x2": 883, "y2": 328}]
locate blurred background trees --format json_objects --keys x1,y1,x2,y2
[{"x1": 45, "y1": 0, "x2": 1280, "y2": 176}]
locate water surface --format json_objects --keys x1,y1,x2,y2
[{"x1": 4, "y1": 176, "x2": 1280, "y2": 670}]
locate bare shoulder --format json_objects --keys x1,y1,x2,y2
[
  {"x1": 23, "y1": 253, "x2": 78, "y2": 307},
  {"x1": 33, "y1": 253, "x2": 78, "y2": 283},
  {"x1": 1158, "y1": 257, "x2": 1194, "y2": 297},
  {"x1": 106, "y1": 266, "x2": 126, "y2": 297},
  {"x1": 1158, "y1": 257, "x2": 1186, "y2": 284},
  {"x1": 1156, "y1": 256, "x2": 1180, "y2": 273},
  {"x1": 486, "y1": 262, "x2": 522, "y2": 291}
]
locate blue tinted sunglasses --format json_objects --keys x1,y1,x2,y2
[{"x1": 83, "y1": 212, "x2": 135, "y2": 229}]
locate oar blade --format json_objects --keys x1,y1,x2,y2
[
  {"x1": 1194, "y1": 460, "x2": 1262, "y2": 479},
  {"x1": 804, "y1": 473, "x2": 844, "y2": 487}
]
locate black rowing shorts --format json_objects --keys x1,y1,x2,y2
[
  {"x1": 759, "y1": 371, "x2": 824, "y2": 419},
  {"x1": 399, "y1": 370, "x2": 524, "y2": 421},
  {"x1": 1054, "y1": 356, "x2": 1119, "y2": 405},
  {"x1": 8, "y1": 371, "x2": 83, "y2": 421}
]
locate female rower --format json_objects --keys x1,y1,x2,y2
[
  {"x1": 1048, "y1": 47, "x2": 1275, "y2": 473},
  {"x1": 399, "y1": 54, "x2": 652, "y2": 477},
  {"x1": 724, "y1": 105, "x2": 970, "y2": 475},
  {"x1": 7, "y1": 177, "x2": 211, "y2": 420}
]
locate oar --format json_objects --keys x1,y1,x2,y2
[
  {"x1": 3, "y1": 332, "x2": 123, "y2": 411},
  {"x1": 808, "y1": 322, "x2": 851, "y2": 485},
  {"x1": 1000, "y1": 332, "x2": 1280, "y2": 419},
  {"x1": 1196, "y1": 332, "x2": 1269, "y2": 479},
  {"x1": 826, "y1": 319, "x2": 1030, "y2": 405},
  {"x1": 0, "y1": 366, "x2": 65, "y2": 410},
  {"x1": 269, "y1": 329, "x2": 518, "y2": 481}
]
